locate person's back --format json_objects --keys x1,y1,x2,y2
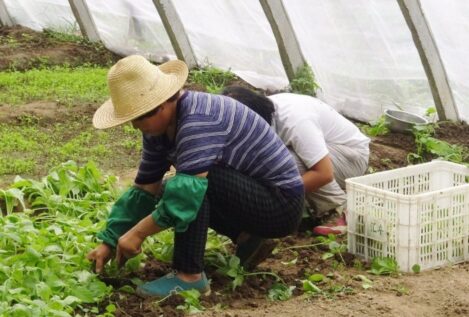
[
  {"x1": 269, "y1": 93, "x2": 369, "y2": 156},
  {"x1": 222, "y1": 87, "x2": 370, "y2": 235}
]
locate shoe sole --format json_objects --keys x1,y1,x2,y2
[{"x1": 242, "y1": 239, "x2": 277, "y2": 271}]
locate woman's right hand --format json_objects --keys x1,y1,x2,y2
[{"x1": 87, "y1": 243, "x2": 113, "y2": 274}]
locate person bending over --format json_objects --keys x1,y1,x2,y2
[
  {"x1": 222, "y1": 86, "x2": 369, "y2": 235},
  {"x1": 87, "y1": 56, "x2": 304, "y2": 298}
]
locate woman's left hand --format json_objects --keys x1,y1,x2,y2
[{"x1": 116, "y1": 229, "x2": 145, "y2": 267}]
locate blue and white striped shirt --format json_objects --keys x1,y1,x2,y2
[{"x1": 135, "y1": 91, "x2": 303, "y2": 195}]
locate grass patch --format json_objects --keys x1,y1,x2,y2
[
  {"x1": 0, "y1": 65, "x2": 108, "y2": 106},
  {"x1": 189, "y1": 66, "x2": 237, "y2": 94},
  {"x1": 0, "y1": 119, "x2": 142, "y2": 180}
]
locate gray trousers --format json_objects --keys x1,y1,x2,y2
[{"x1": 290, "y1": 144, "x2": 369, "y2": 219}]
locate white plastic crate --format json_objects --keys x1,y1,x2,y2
[{"x1": 346, "y1": 160, "x2": 469, "y2": 272}]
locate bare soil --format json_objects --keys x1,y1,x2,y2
[
  {"x1": 0, "y1": 26, "x2": 120, "y2": 70},
  {"x1": 2, "y1": 25, "x2": 469, "y2": 317}
]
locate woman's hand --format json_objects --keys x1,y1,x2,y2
[
  {"x1": 116, "y1": 229, "x2": 145, "y2": 267},
  {"x1": 87, "y1": 243, "x2": 113, "y2": 274}
]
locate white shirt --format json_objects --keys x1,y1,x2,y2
[{"x1": 268, "y1": 93, "x2": 370, "y2": 168}]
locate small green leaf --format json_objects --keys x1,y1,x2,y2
[
  {"x1": 308, "y1": 273, "x2": 325, "y2": 283},
  {"x1": 302, "y1": 280, "x2": 321, "y2": 294},
  {"x1": 412, "y1": 264, "x2": 421, "y2": 273}
]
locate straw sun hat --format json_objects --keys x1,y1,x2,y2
[{"x1": 93, "y1": 55, "x2": 188, "y2": 129}]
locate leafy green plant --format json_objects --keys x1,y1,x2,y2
[
  {"x1": 290, "y1": 64, "x2": 320, "y2": 96},
  {"x1": 369, "y1": 257, "x2": 399, "y2": 275},
  {"x1": 360, "y1": 115, "x2": 390, "y2": 136},
  {"x1": 302, "y1": 279, "x2": 322, "y2": 296},
  {"x1": 315, "y1": 234, "x2": 347, "y2": 264},
  {"x1": 0, "y1": 188, "x2": 25, "y2": 215},
  {"x1": 189, "y1": 66, "x2": 236, "y2": 94},
  {"x1": 0, "y1": 161, "x2": 158, "y2": 315},
  {"x1": 354, "y1": 274, "x2": 373, "y2": 289},
  {"x1": 408, "y1": 124, "x2": 468, "y2": 164},
  {"x1": 425, "y1": 107, "x2": 437, "y2": 123},
  {"x1": 214, "y1": 255, "x2": 284, "y2": 291},
  {"x1": 176, "y1": 289, "x2": 205, "y2": 314},
  {"x1": 268, "y1": 283, "x2": 295, "y2": 301},
  {"x1": 412, "y1": 264, "x2": 421, "y2": 274},
  {"x1": 393, "y1": 284, "x2": 410, "y2": 296}
]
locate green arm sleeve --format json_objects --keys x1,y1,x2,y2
[
  {"x1": 152, "y1": 173, "x2": 208, "y2": 232},
  {"x1": 97, "y1": 186, "x2": 158, "y2": 248}
]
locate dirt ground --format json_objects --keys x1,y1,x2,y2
[{"x1": 2, "y1": 26, "x2": 469, "y2": 317}]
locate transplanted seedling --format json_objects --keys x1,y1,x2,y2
[{"x1": 369, "y1": 257, "x2": 399, "y2": 276}]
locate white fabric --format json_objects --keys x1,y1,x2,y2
[
  {"x1": 421, "y1": 0, "x2": 469, "y2": 123},
  {"x1": 85, "y1": 0, "x2": 175, "y2": 62},
  {"x1": 290, "y1": 144, "x2": 369, "y2": 215},
  {"x1": 4, "y1": 0, "x2": 76, "y2": 32},
  {"x1": 3, "y1": 0, "x2": 467, "y2": 123},
  {"x1": 283, "y1": 0, "x2": 434, "y2": 122},
  {"x1": 269, "y1": 93, "x2": 370, "y2": 169},
  {"x1": 171, "y1": 0, "x2": 288, "y2": 91}
]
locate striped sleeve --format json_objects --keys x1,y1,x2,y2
[{"x1": 135, "y1": 135, "x2": 171, "y2": 184}]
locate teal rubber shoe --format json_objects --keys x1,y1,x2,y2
[{"x1": 136, "y1": 271, "x2": 210, "y2": 298}]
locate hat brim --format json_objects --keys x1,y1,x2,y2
[{"x1": 92, "y1": 59, "x2": 188, "y2": 129}]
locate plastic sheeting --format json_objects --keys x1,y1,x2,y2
[
  {"x1": 2, "y1": 0, "x2": 467, "y2": 122},
  {"x1": 284, "y1": 0, "x2": 434, "y2": 122},
  {"x1": 85, "y1": 0, "x2": 174, "y2": 63},
  {"x1": 421, "y1": 0, "x2": 469, "y2": 122},
  {"x1": 4, "y1": 0, "x2": 77, "y2": 32},
  {"x1": 172, "y1": 0, "x2": 288, "y2": 90}
]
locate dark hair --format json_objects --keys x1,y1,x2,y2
[{"x1": 222, "y1": 86, "x2": 275, "y2": 125}]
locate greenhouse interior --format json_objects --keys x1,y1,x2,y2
[{"x1": 1, "y1": 0, "x2": 469, "y2": 316}]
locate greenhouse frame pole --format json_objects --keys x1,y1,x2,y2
[
  {"x1": 0, "y1": 0, "x2": 14, "y2": 27},
  {"x1": 152, "y1": 0, "x2": 197, "y2": 68},
  {"x1": 397, "y1": 0, "x2": 459, "y2": 121},
  {"x1": 68, "y1": 0, "x2": 100, "y2": 42},
  {"x1": 259, "y1": 0, "x2": 306, "y2": 81}
]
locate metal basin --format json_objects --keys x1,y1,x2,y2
[{"x1": 384, "y1": 109, "x2": 428, "y2": 133}]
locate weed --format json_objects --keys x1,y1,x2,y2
[
  {"x1": 360, "y1": 115, "x2": 390, "y2": 136},
  {"x1": 0, "y1": 158, "x2": 36, "y2": 175},
  {"x1": 316, "y1": 234, "x2": 347, "y2": 265},
  {"x1": 214, "y1": 254, "x2": 283, "y2": 291},
  {"x1": 268, "y1": 283, "x2": 295, "y2": 301},
  {"x1": 393, "y1": 284, "x2": 410, "y2": 296},
  {"x1": 43, "y1": 28, "x2": 84, "y2": 44},
  {"x1": 189, "y1": 66, "x2": 236, "y2": 94},
  {"x1": 354, "y1": 274, "x2": 373, "y2": 289},
  {"x1": 408, "y1": 124, "x2": 468, "y2": 164},
  {"x1": 290, "y1": 64, "x2": 320, "y2": 96},
  {"x1": 0, "y1": 66, "x2": 108, "y2": 106},
  {"x1": 353, "y1": 259, "x2": 364, "y2": 270},
  {"x1": 425, "y1": 107, "x2": 437, "y2": 123}
]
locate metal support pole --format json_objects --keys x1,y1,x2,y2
[
  {"x1": 259, "y1": 0, "x2": 306, "y2": 81},
  {"x1": 0, "y1": 0, "x2": 14, "y2": 27},
  {"x1": 152, "y1": 0, "x2": 197, "y2": 68},
  {"x1": 397, "y1": 0, "x2": 459, "y2": 121},
  {"x1": 68, "y1": 0, "x2": 100, "y2": 42}
]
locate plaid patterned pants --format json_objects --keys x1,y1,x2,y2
[{"x1": 172, "y1": 165, "x2": 304, "y2": 273}]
